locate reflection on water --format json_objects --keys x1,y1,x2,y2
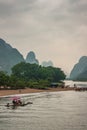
[{"x1": 0, "y1": 91, "x2": 87, "y2": 130}]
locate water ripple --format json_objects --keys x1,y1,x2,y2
[{"x1": 0, "y1": 91, "x2": 87, "y2": 130}]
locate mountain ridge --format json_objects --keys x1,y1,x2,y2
[
  {"x1": 0, "y1": 38, "x2": 54, "y2": 74},
  {"x1": 0, "y1": 38, "x2": 24, "y2": 74},
  {"x1": 70, "y1": 56, "x2": 87, "y2": 81}
]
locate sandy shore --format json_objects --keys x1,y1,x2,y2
[{"x1": 0, "y1": 87, "x2": 74, "y2": 97}]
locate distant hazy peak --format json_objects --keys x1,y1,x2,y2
[
  {"x1": 41, "y1": 60, "x2": 53, "y2": 67},
  {"x1": 70, "y1": 56, "x2": 87, "y2": 80},
  {"x1": 0, "y1": 38, "x2": 24, "y2": 74},
  {"x1": 26, "y1": 51, "x2": 35, "y2": 59},
  {"x1": 0, "y1": 38, "x2": 12, "y2": 49},
  {"x1": 79, "y1": 56, "x2": 87, "y2": 63},
  {"x1": 0, "y1": 38, "x2": 5, "y2": 43},
  {"x1": 26, "y1": 51, "x2": 39, "y2": 64}
]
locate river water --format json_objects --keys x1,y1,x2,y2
[
  {"x1": 0, "y1": 88, "x2": 87, "y2": 130},
  {"x1": 64, "y1": 80, "x2": 87, "y2": 88}
]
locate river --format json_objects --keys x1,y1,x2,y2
[
  {"x1": 64, "y1": 80, "x2": 87, "y2": 88},
  {"x1": 0, "y1": 85, "x2": 87, "y2": 130}
]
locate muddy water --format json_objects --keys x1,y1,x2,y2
[{"x1": 0, "y1": 91, "x2": 87, "y2": 130}]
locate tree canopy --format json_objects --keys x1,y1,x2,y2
[
  {"x1": 0, "y1": 62, "x2": 66, "y2": 89},
  {"x1": 11, "y1": 62, "x2": 66, "y2": 82}
]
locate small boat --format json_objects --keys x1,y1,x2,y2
[
  {"x1": 5, "y1": 101, "x2": 33, "y2": 108},
  {"x1": 5, "y1": 96, "x2": 33, "y2": 109}
]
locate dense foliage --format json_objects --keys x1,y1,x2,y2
[
  {"x1": 0, "y1": 71, "x2": 10, "y2": 88},
  {"x1": 11, "y1": 62, "x2": 66, "y2": 81},
  {"x1": 0, "y1": 62, "x2": 66, "y2": 89}
]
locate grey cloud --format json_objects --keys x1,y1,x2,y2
[
  {"x1": 0, "y1": 0, "x2": 87, "y2": 62},
  {"x1": 43, "y1": 0, "x2": 87, "y2": 39},
  {"x1": 51, "y1": 0, "x2": 87, "y2": 23},
  {"x1": 14, "y1": 0, "x2": 36, "y2": 13},
  {"x1": 0, "y1": 0, "x2": 36, "y2": 18},
  {"x1": 0, "y1": 0, "x2": 87, "y2": 38},
  {"x1": 0, "y1": 2, "x2": 13, "y2": 17}
]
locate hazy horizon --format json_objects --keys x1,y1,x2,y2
[{"x1": 0, "y1": 0, "x2": 87, "y2": 75}]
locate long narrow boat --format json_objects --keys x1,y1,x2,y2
[{"x1": 5, "y1": 101, "x2": 33, "y2": 108}]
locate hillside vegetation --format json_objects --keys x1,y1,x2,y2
[{"x1": 0, "y1": 62, "x2": 66, "y2": 89}]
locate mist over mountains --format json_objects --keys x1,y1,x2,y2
[{"x1": 0, "y1": 39, "x2": 53, "y2": 74}]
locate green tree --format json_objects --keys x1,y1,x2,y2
[
  {"x1": 0, "y1": 71, "x2": 10, "y2": 88},
  {"x1": 11, "y1": 62, "x2": 66, "y2": 82}
]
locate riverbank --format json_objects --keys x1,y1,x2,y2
[{"x1": 0, "y1": 87, "x2": 74, "y2": 97}]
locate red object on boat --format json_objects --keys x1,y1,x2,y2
[{"x1": 11, "y1": 96, "x2": 21, "y2": 101}]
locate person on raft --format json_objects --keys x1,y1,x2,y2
[{"x1": 12, "y1": 99, "x2": 22, "y2": 105}]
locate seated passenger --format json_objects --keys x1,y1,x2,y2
[
  {"x1": 18, "y1": 99, "x2": 22, "y2": 105},
  {"x1": 12, "y1": 99, "x2": 17, "y2": 105}
]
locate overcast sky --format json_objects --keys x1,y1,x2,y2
[{"x1": 0, "y1": 0, "x2": 87, "y2": 75}]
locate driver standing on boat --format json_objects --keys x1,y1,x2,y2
[{"x1": 7, "y1": 103, "x2": 10, "y2": 107}]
